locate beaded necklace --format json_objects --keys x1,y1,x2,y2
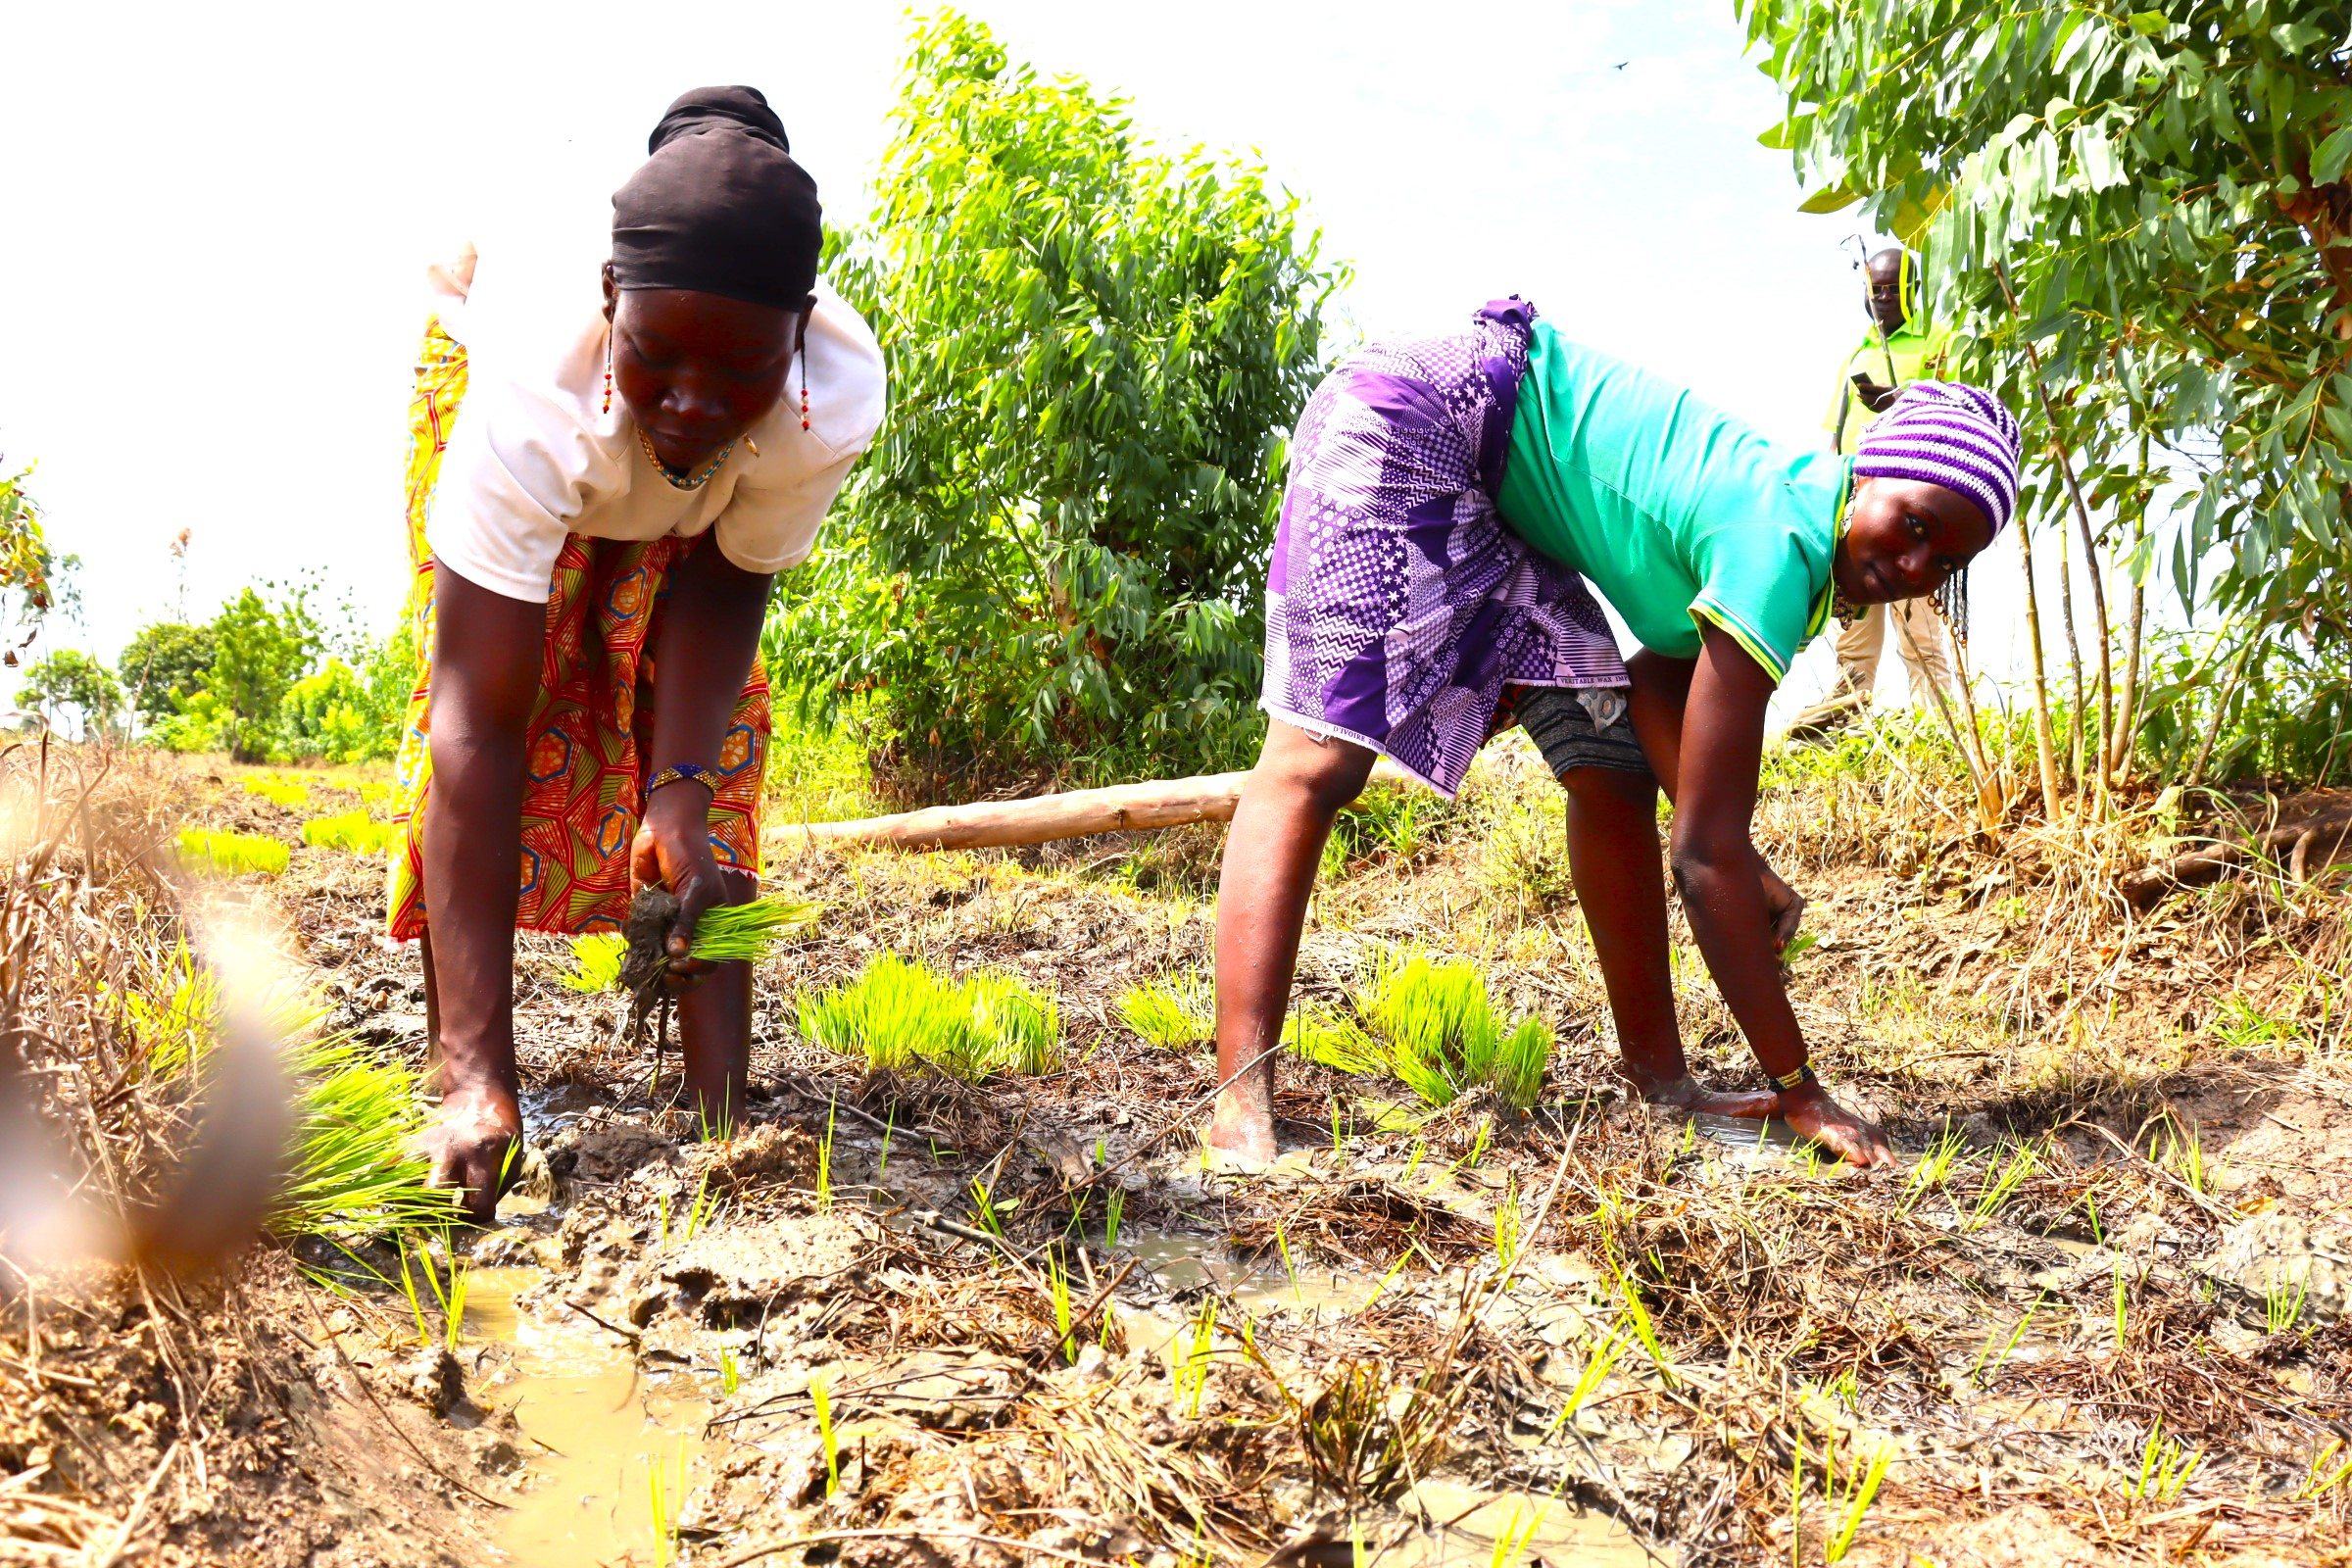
[{"x1": 637, "y1": 426, "x2": 737, "y2": 491}]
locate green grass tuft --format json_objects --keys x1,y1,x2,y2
[
  {"x1": 176, "y1": 828, "x2": 291, "y2": 877},
  {"x1": 1117, "y1": 972, "x2": 1214, "y2": 1050},
  {"x1": 302, "y1": 810, "x2": 400, "y2": 856},
  {"x1": 1362, "y1": 950, "x2": 1552, "y2": 1111}
]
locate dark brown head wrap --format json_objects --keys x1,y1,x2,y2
[{"x1": 610, "y1": 86, "x2": 821, "y2": 310}]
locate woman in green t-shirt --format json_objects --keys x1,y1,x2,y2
[{"x1": 1212, "y1": 299, "x2": 2018, "y2": 1169}]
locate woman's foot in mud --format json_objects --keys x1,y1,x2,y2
[
  {"x1": 1205, "y1": 1090, "x2": 1278, "y2": 1169},
  {"x1": 1637, "y1": 1072, "x2": 1783, "y2": 1121}
]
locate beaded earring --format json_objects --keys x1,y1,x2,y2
[
  {"x1": 798, "y1": 335, "x2": 810, "y2": 431},
  {"x1": 602, "y1": 327, "x2": 614, "y2": 415}
]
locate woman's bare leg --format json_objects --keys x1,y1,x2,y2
[
  {"x1": 675, "y1": 865, "x2": 757, "y2": 1136},
  {"x1": 1208, "y1": 720, "x2": 1376, "y2": 1160}
]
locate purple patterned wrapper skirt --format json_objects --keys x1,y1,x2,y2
[{"x1": 1260, "y1": 299, "x2": 1627, "y2": 796}]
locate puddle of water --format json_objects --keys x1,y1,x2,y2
[
  {"x1": 464, "y1": 1268, "x2": 714, "y2": 1568},
  {"x1": 1393, "y1": 1481, "x2": 1665, "y2": 1566},
  {"x1": 1126, "y1": 1228, "x2": 1382, "y2": 1320}
]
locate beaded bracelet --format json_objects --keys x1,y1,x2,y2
[
  {"x1": 1770, "y1": 1061, "x2": 1820, "y2": 1092},
  {"x1": 648, "y1": 763, "x2": 717, "y2": 798}
]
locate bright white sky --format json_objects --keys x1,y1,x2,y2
[{"x1": 3, "y1": 0, "x2": 2057, "y2": 718}]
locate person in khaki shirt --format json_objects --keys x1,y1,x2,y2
[{"x1": 1789, "y1": 247, "x2": 1957, "y2": 739}]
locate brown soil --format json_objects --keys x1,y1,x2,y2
[{"x1": 12, "y1": 743, "x2": 2352, "y2": 1566}]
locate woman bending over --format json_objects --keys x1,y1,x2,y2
[
  {"x1": 394, "y1": 88, "x2": 885, "y2": 1220},
  {"x1": 1211, "y1": 298, "x2": 2017, "y2": 1168}
]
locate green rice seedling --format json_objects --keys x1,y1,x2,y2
[
  {"x1": 687, "y1": 897, "x2": 820, "y2": 963},
  {"x1": 966, "y1": 969, "x2": 1061, "y2": 1075},
  {"x1": 815, "y1": 1102, "x2": 837, "y2": 1210},
  {"x1": 1174, "y1": 1298, "x2": 1219, "y2": 1416},
  {"x1": 1897, "y1": 1127, "x2": 1969, "y2": 1215},
  {"x1": 1103, "y1": 1187, "x2": 1125, "y2": 1250},
  {"x1": 657, "y1": 1188, "x2": 672, "y2": 1246},
  {"x1": 810, "y1": 1376, "x2": 840, "y2": 1496},
  {"x1": 649, "y1": 1441, "x2": 686, "y2": 1568},
  {"x1": 1963, "y1": 1140, "x2": 2038, "y2": 1232},
  {"x1": 1285, "y1": 1008, "x2": 1385, "y2": 1074},
  {"x1": 1118, "y1": 972, "x2": 1215, "y2": 1050},
  {"x1": 2267, "y1": 1271, "x2": 2309, "y2": 1336},
  {"x1": 2296, "y1": 1440, "x2": 2352, "y2": 1500},
  {"x1": 1972, "y1": 1290, "x2": 2046, "y2": 1386},
  {"x1": 2150, "y1": 1115, "x2": 2209, "y2": 1195},
  {"x1": 1823, "y1": 1440, "x2": 1893, "y2": 1563},
  {"x1": 2114, "y1": 1262, "x2": 2130, "y2": 1351},
  {"x1": 1047, "y1": 1250, "x2": 1078, "y2": 1363},
  {"x1": 717, "y1": 1347, "x2": 741, "y2": 1396},
  {"x1": 175, "y1": 828, "x2": 290, "y2": 877},
  {"x1": 1359, "y1": 1251, "x2": 1410, "y2": 1311},
  {"x1": 1275, "y1": 1220, "x2": 1303, "y2": 1306},
  {"x1": 243, "y1": 774, "x2": 310, "y2": 809},
  {"x1": 1487, "y1": 1500, "x2": 1545, "y2": 1567},
  {"x1": 969, "y1": 1176, "x2": 1013, "y2": 1239},
  {"x1": 683, "y1": 1171, "x2": 718, "y2": 1241},
  {"x1": 1544, "y1": 1320, "x2": 1630, "y2": 1434},
  {"x1": 1464, "y1": 1115, "x2": 1494, "y2": 1169},
  {"x1": 1488, "y1": 1017, "x2": 1553, "y2": 1112},
  {"x1": 1330, "y1": 1102, "x2": 1349, "y2": 1158},
  {"x1": 1611, "y1": 1267, "x2": 1674, "y2": 1387},
  {"x1": 877, "y1": 1108, "x2": 894, "y2": 1182},
  {"x1": 1401, "y1": 1140, "x2": 1429, "y2": 1185},
  {"x1": 300, "y1": 809, "x2": 398, "y2": 855},
  {"x1": 562, "y1": 931, "x2": 628, "y2": 993},
  {"x1": 1492, "y1": 1179, "x2": 1524, "y2": 1273},
  {"x1": 798, "y1": 954, "x2": 975, "y2": 1071},
  {"x1": 2128, "y1": 1420, "x2": 2203, "y2": 1506}
]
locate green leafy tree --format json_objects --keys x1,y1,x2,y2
[
  {"x1": 772, "y1": 10, "x2": 1338, "y2": 782},
  {"x1": 1744, "y1": 1, "x2": 2352, "y2": 794},
  {"x1": 280, "y1": 625, "x2": 415, "y2": 763},
  {"x1": 193, "y1": 586, "x2": 320, "y2": 763},
  {"x1": 118, "y1": 621, "x2": 218, "y2": 723},
  {"x1": 18, "y1": 649, "x2": 122, "y2": 741},
  {"x1": 0, "y1": 464, "x2": 60, "y2": 668}
]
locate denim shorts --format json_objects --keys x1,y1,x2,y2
[{"x1": 1497, "y1": 683, "x2": 1654, "y2": 782}]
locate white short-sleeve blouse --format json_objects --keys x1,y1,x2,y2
[{"x1": 422, "y1": 233, "x2": 887, "y2": 605}]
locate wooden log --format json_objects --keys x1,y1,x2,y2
[
  {"x1": 768, "y1": 758, "x2": 1424, "y2": 855},
  {"x1": 2118, "y1": 808, "x2": 2352, "y2": 910}
]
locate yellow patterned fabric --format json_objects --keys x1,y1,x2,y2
[{"x1": 386, "y1": 320, "x2": 768, "y2": 939}]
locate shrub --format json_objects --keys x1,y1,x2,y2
[{"x1": 175, "y1": 828, "x2": 290, "y2": 877}]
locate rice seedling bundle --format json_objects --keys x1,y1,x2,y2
[
  {"x1": 685, "y1": 897, "x2": 820, "y2": 962},
  {"x1": 175, "y1": 827, "x2": 291, "y2": 877},
  {"x1": 798, "y1": 955, "x2": 1063, "y2": 1079},
  {"x1": 302, "y1": 810, "x2": 399, "y2": 856},
  {"x1": 118, "y1": 941, "x2": 454, "y2": 1239},
  {"x1": 1284, "y1": 1008, "x2": 1385, "y2": 1074},
  {"x1": 1362, "y1": 950, "x2": 1551, "y2": 1111},
  {"x1": 1117, "y1": 972, "x2": 1215, "y2": 1050},
  {"x1": 242, "y1": 775, "x2": 311, "y2": 809}
]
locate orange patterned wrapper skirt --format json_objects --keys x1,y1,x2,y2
[{"x1": 384, "y1": 320, "x2": 768, "y2": 939}]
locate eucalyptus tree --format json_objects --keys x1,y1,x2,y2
[{"x1": 1744, "y1": 0, "x2": 2352, "y2": 796}]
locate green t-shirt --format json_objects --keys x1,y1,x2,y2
[{"x1": 1495, "y1": 324, "x2": 1852, "y2": 684}]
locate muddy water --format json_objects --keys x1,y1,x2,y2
[
  {"x1": 464, "y1": 1266, "x2": 715, "y2": 1568},
  {"x1": 1396, "y1": 1481, "x2": 1666, "y2": 1565}
]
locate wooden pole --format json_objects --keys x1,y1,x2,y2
[{"x1": 768, "y1": 758, "x2": 1425, "y2": 855}]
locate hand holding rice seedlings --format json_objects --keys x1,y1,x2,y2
[
  {"x1": 1118, "y1": 971, "x2": 1215, "y2": 1050},
  {"x1": 300, "y1": 810, "x2": 399, "y2": 856},
  {"x1": 175, "y1": 828, "x2": 291, "y2": 877}
]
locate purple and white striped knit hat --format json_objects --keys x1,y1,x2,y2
[{"x1": 1852, "y1": 380, "x2": 2023, "y2": 538}]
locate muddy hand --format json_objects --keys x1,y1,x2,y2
[
  {"x1": 417, "y1": 1085, "x2": 523, "y2": 1227},
  {"x1": 629, "y1": 791, "x2": 728, "y2": 990},
  {"x1": 1755, "y1": 857, "x2": 1807, "y2": 956},
  {"x1": 1642, "y1": 1073, "x2": 1783, "y2": 1122},
  {"x1": 1780, "y1": 1084, "x2": 1895, "y2": 1169}
]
